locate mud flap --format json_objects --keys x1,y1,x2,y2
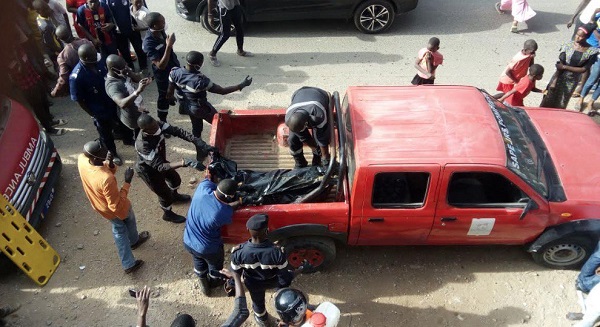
[{"x1": 0, "y1": 196, "x2": 60, "y2": 286}]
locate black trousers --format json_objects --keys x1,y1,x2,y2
[
  {"x1": 135, "y1": 163, "x2": 181, "y2": 209},
  {"x1": 154, "y1": 71, "x2": 170, "y2": 122},
  {"x1": 244, "y1": 270, "x2": 293, "y2": 315},
  {"x1": 211, "y1": 5, "x2": 244, "y2": 55},
  {"x1": 187, "y1": 101, "x2": 217, "y2": 160},
  {"x1": 23, "y1": 81, "x2": 53, "y2": 130},
  {"x1": 115, "y1": 31, "x2": 148, "y2": 71},
  {"x1": 94, "y1": 116, "x2": 118, "y2": 154}
]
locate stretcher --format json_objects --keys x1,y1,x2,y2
[{"x1": 0, "y1": 196, "x2": 60, "y2": 286}]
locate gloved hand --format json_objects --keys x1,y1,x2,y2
[
  {"x1": 297, "y1": 259, "x2": 313, "y2": 273},
  {"x1": 238, "y1": 75, "x2": 252, "y2": 90},
  {"x1": 124, "y1": 167, "x2": 134, "y2": 183},
  {"x1": 184, "y1": 158, "x2": 206, "y2": 171}
]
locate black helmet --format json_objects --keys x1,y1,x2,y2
[{"x1": 273, "y1": 288, "x2": 308, "y2": 324}]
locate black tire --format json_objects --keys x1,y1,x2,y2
[
  {"x1": 531, "y1": 236, "x2": 594, "y2": 269},
  {"x1": 200, "y1": 5, "x2": 237, "y2": 35},
  {"x1": 353, "y1": 0, "x2": 395, "y2": 34},
  {"x1": 283, "y1": 237, "x2": 336, "y2": 273}
]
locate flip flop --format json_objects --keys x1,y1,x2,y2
[
  {"x1": 510, "y1": 25, "x2": 518, "y2": 33},
  {"x1": 51, "y1": 119, "x2": 68, "y2": 127},
  {"x1": 131, "y1": 231, "x2": 150, "y2": 250},
  {"x1": 47, "y1": 127, "x2": 67, "y2": 136},
  {"x1": 572, "y1": 92, "x2": 582, "y2": 98},
  {"x1": 494, "y1": 2, "x2": 504, "y2": 14}
]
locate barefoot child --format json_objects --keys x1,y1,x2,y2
[
  {"x1": 498, "y1": 64, "x2": 544, "y2": 106},
  {"x1": 411, "y1": 37, "x2": 443, "y2": 85},
  {"x1": 497, "y1": 39, "x2": 537, "y2": 94}
]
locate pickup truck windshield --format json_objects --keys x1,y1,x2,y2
[{"x1": 483, "y1": 93, "x2": 548, "y2": 198}]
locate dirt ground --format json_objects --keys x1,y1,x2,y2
[{"x1": 2, "y1": 0, "x2": 600, "y2": 326}]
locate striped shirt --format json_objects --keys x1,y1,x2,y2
[{"x1": 230, "y1": 240, "x2": 288, "y2": 282}]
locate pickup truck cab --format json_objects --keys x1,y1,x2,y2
[{"x1": 210, "y1": 85, "x2": 600, "y2": 270}]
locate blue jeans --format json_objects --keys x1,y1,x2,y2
[
  {"x1": 184, "y1": 243, "x2": 224, "y2": 279},
  {"x1": 577, "y1": 241, "x2": 600, "y2": 293},
  {"x1": 110, "y1": 208, "x2": 139, "y2": 270},
  {"x1": 581, "y1": 57, "x2": 600, "y2": 101}
]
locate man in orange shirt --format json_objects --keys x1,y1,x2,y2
[{"x1": 77, "y1": 140, "x2": 149, "y2": 273}]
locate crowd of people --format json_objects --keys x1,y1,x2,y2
[{"x1": 3, "y1": 0, "x2": 600, "y2": 326}]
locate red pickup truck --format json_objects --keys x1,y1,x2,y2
[{"x1": 210, "y1": 85, "x2": 600, "y2": 271}]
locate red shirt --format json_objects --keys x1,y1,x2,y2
[
  {"x1": 66, "y1": 0, "x2": 87, "y2": 37},
  {"x1": 505, "y1": 77, "x2": 535, "y2": 107}
]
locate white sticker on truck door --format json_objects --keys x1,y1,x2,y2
[{"x1": 467, "y1": 218, "x2": 496, "y2": 236}]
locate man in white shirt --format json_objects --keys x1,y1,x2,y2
[{"x1": 45, "y1": 0, "x2": 69, "y2": 27}]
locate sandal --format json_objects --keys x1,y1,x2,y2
[
  {"x1": 572, "y1": 92, "x2": 582, "y2": 98},
  {"x1": 51, "y1": 119, "x2": 68, "y2": 127},
  {"x1": 131, "y1": 231, "x2": 150, "y2": 250},
  {"x1": 47, "y1": 127, "x2": 67, "y2": 136},
  {"x1": 494, "y1": 2, "x2": 504, "y2": 14},
  {"x1": 510, "y1": 25, "x2": 518, "y2": 33},
  {"x1": 124, "y1": 259, "x2": 144, "y2": 274}
]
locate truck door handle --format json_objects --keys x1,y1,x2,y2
[
  {"x1": 440, "y1": 217, "x2": 457, "y2": 222},
  {"x1": 368, "y1": 217, "x2": 385, "y2": 223}
]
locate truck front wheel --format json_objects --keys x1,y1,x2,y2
[
  {"x1": 283, "y1": 237, "x2": 336, "y2": 273},
  {"x1": 531, "y1": 236, "x2": 593, "y2": 269}
]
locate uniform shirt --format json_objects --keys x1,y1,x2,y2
[
  {"x1": 416, "y1": 48, "x2": 443, "y2": 79},
  {"x1": 499, "y1": 51, "x2": 534, "y2": 85},
  {"x1": 143, "y1": 31, "x2": 180, "y2": 78},
  {"x1": 218, "y1": 0, "x2": 241, "y2": 10},
  {"x1": 77, "y1": 154, "x2": 131, "y2": 219},
  {"x1": 69, "y1": 60, "x2": 118, "y2": 120},
  {"x1": 505, "y1": 76, "x2": 535, "y2": 107},
  {"x1": 47, "y1": 0, "x2": 68, "y2": 26},
  {"x1": 230, "y1": 239, "x2": 289, "y2": 282},
  {"x1": 286, "y1": 87, "x2": 329, "y2": 129},
  {"x1": 183, "y1": 179, "x2": 233, "y2": 254},
  {"x1": 53, "y1": 38, "x2": 93, "y2": 95},
  {"x1": 135, "y1": 121, "x2": 196, "y2": 171},
  {"x1": 105, "y1": 75, "x2": 146, "y2": 129},
  {"x1": 102, "y1": 0, "x2": 133, "y2": 35},
  {"x1": 169, "y1": 67, "x2": 213, "y2": 111}
]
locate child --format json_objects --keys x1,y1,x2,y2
[
  {"x1": 495, "y1": 0, "x2": 536, "y2": 33},
  {"x1": 497, "y1": 39, "x2": 537, "y2": 94},
  {"x1": 498, "y1": 64, "x2": 544, "y2": 106},
  {"x1": 411, "y1": 37, "x2": 443, "y2": 85}
]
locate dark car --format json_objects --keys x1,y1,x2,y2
[{"x1": 175, "y1": 0, "x2": 418, "y2": 34}]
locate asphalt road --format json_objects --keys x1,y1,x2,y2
[{"x1": 0, "y1": 0, "x2": 596, "y2": 326}]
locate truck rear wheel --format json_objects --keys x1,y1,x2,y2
[
  {"x1": 531, "y1": 236, "x2": 593, "y2": 269},
  {"x1": 283, "y1": 237, "x2": 336, "y2": 273}
]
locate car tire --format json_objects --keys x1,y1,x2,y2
[
  {"x1": 283, "y1": 237, "x2": 336, "y2": 273},
  {"x1": 353, "y1": 0, "x2": 395, "y2": 34},
  {"x1": 531, "y1": 236, "x2": 593, "y2": 269},
  {"x1": 200, "y1": 5, "x2": 237, "y2": 35}
]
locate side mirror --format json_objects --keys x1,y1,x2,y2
[{"x1": 519, "y1": 199, "x2": 538, "y2": 220}]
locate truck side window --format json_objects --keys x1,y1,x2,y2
[
  {"x1": 372, "y1": 172, "x2": 430, "y2": 208},
  {"x1": 447, "y1": 172, "x2": 528, "y2": 207}
]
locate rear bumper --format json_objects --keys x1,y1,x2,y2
[
  {"x1": 28, "y1": 152, "x2": 62, "y2": 228},
  {"x1": 175, "y1": 0, "x2": 200, "y2": 21}
]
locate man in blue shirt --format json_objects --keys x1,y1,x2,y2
[
  {"x1": 70, "y1": 43, "x2": 124, "y2": 165},
  {"x1": 142, "y1": 12, "x2": 180, "y2": 123},
  {"x1": 101, "y1": 0, "x2": 147, "y2": 72},
  {"x1": 76, "y1": 0, "x2": 118, "y2": 58},
  {"x1": 184, "y1": 177, "x2": 241, "y2": 296},
  {"x1": 168, "y1": 51, "x2": 252, "y2": 161}
]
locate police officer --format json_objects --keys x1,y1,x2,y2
[
  {"x1": 285, "y1": 87, "x2": 331, "y2": 169},
  {"x1": 167, "y1": 50, "x2": 252, "y2": 161},
  {"x1": 135, "y1": 113, "x2": 215, "y2": 223},
  {"x1": 230, "y1": 214, "x2": 295, "y2": 327}
]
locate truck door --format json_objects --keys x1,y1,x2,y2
[
  {"x1": 356, "y1": 165, "x2": 440, "y2": 245},
  {"x1": 428, "y1": 165, "x2": 549, "y2": 244}
]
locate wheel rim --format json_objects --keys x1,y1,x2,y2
[
  {"x1": 359, "y1": 4, "x2": 390, "y2": 32},
  {"x1": 211, "y1": 8, "x2": 223, "y2": 31},
  {"x1": 543, "y1": 243, "x2": 586, "y2": 267},
  {"x1": 288, "y1": 249, "x2": 325, "y2": 268}
]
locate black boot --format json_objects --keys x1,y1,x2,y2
[
  {"x1": 199, "y1": 276, "x2": 211, "y2": 296},
  {"x1": 292, "y1": 154, "x2": 308, "y2": 169},
  {"x1": 172, "y1": 191, "x2": 191, "y2": 203},
  {"x1": 311, "y1": 148, "x2": 322, "y2": 166},
  {"x1": 162, "y1": 209, "x2": 186, "y2": 223}
]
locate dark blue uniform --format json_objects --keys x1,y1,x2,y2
[
  {"x1": 101, "y1": 0, "x2": 147, "y2": 71},
  {"x1": 285, "y1": 87, "x2": 331, "y2": 156},
  {"x1": 230, "y1": 240, "x2": 294, "y2": 319},
  {"x1": 70, "y1": 61, "x2": 119, "y2": 154},
  {"x1": 142, "y1": 31, "x2": 180, "y2": 122},
  {"x1": 169, "y1": 67, "x2": 218, "y2": 160}
]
